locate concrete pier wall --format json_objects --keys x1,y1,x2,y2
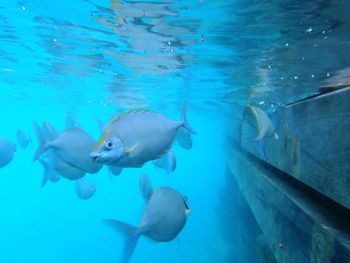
[{"x1": 226, "y1": 87, "x2": 350, "y2": 262}]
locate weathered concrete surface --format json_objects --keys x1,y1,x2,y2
[
  {"x1": 226, "y1": 139, "x2": 350, "y2": 263},
  {"x1": 216, "y1": 167, "x2": 266, "y2": 263},
  {"x1": 240, "y1": 86, "x2": 350, "y2": 210},
  {"x1": 256, "y1": 233, "x2": 277, "y2": 263}
]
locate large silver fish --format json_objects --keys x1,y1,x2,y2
[
  {"x1": 0, "y1": 137, "x2": 16, "y2": 168},
  {"x1": 34, "y1": 126, "x2": 102, "y2": 174},
  {"x1": 104, "y1": 174, "x2": 190, "y2": 263},
  {"x1": 90, "y1": 108, "x2": 195, "y2": 168}
]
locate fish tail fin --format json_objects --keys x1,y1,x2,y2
[
  {"x1": 181, "y1": 104, "x2": 196, "y2": 135},
  {"x1": 33, "y1": 121, "x2": 49, "y2": 162},
  {"x1": 103, "y1": 219, "x2": 141, "y2": 263},
  {"x1": 38, "y1": 159, "x2": 51, "y2": 187}
]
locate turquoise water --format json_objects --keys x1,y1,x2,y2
[{"x1": 0, "y1": 0, "x2": 350, "y2": 262}]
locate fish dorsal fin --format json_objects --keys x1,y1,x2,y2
[{"x1": 110, "y1": 109, "x2": 154, "y2": 125}]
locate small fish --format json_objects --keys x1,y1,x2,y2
[
  {"x1": 16, "y1": 129, "x2": 31, "y2": 149},
  {"x1": 153, "y1": 150, "x2": 176, "y2": 173},
  {"x1": 244, "y1": 105, "x2": 278, "y2": 141},
  {"x1": 34, "y1": 126, "x2": 102, "y2": 174},
  {"x1": 75, "y1": 179, "x2": 96, "y2": 200},
  {"x1": 104, "y1": 175, "x2": 190, "y2": 263},
  {"x1": 90, "y1": 107, "x2": 195, "y2": 168},
  {"x1": 0, "y1": 137, "x2": 16, "y2": 168},
  {"x1": 176, "y1": 127, "x2": 192, "y2": 150},
  {"x1": 243, "y1": 105, "x2": 278, "y2": 160},
  {"x1": 34, "y1": 121, "x2": 86, "y2": 182},
  {"x1": 139, "y1": 174, "x2": 153, "y2": 202}
]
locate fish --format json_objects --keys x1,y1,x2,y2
[
  {"x1": 90, "y1": 107, "x2": 195, "y2": 168},
  {"x1": 104, "y1": 175, "x2": 190, "y2": 263},
  {"x1": 243, "y1": 105, "x2": 278, "y2": 141},
  {"x1": 139, "y1": 174, "x2": 153, "y2": 202},
  {"x1": 0, "y1": 137, "x2": 16, "y2": 168},
  {"x1": 243, "y1": 105, "x2": 278, "y2": 159},
  {"x1": 75, "y1": 179, "x2": 96, "y2": 200},
  {"x1": 153, "y1": 150, "x2": 176, "y2": 173},
  {"x1": 34, "y1": 126, "x2": 102, "y2": 174},
  {"x1": 176, "y1": 127, "x2": 192, "y2": 150},
  {"x1": 33, "y1": 121, "x2": 86, "y2": 183},
  {"x1": 16, "y1": 129, "x2": 31, "y2": 149}
]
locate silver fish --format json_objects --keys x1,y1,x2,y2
[
  {"x1": 0, "y1": 137, "x2": 16, "y2": 168},
  {"x1": 244, "y1": 105, "x2": 278, "y2": 140},
  {"x1": 153, "y1": 150, "x2": 176, "y2": 173},
  {"x1": 243, "y1": 105, "x2": 278, "y2": 160},
  {"x1": 16, "y1": 129, "x2": 31, "y2": 149},
  {"x1": 34, "y1": 121, "x2": 86, "y2": 184},
  {"x1": 90, "y1": 108, "x2": 195, "y2": 168},
  {"x1": 104, "y1": 175, "x2": 190, "y2": 263},
  {"x1": 34, "y1": 126, "x2": 102, "y2": 174},
  {"x1": 75, "y1": 179, "x2": 96, "y2": 200}
]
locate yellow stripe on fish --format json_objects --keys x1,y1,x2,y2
[{"x1": 248, "y1": 105, "x2": 263, "y2": 136}]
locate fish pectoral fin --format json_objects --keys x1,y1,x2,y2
[{"x1": 124, "y1": 140, "x2": 143, "y2": 158}]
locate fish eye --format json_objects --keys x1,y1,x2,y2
[{"x1": 105, "y1": 140, "x2": 113, "y2": 150}]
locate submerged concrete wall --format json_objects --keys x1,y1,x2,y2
[
  {"x1": 216, "y1": 167, "x2": 276, "y2": 263},
  {"x1": 226, "y1": 87, "x2": 350, "y2": 262}
]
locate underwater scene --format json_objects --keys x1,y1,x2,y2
[{"x1": 0, "y1": 0, "x2": 350, "y2": 262}]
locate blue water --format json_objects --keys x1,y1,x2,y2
[{"x1": 1, "y1": 0, "x2": 350, "y2": 262}]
